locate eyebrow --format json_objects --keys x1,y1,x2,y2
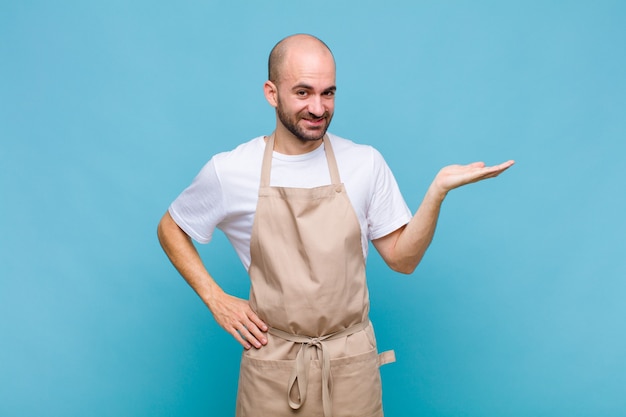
[{"x1": 292, "y1": 83, "x2": 337, "y2": 93}]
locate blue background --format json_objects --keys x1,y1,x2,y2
[{"x1": 2, "y1": 1, "x2": 625, "y2": 416}]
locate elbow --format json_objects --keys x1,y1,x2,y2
[
  {"x1": 392, "y1": 265, "x2": 417, "y2": 275},
  {"x1": 157, "y1": 211, "x2": 192, "y2": 248},
  {"x1": 387, "y1": 259, "x2": 419, "y2": 275},
  {"x1": 157, "y1": 215, "x2": 167, "y2": 244},
  {"x1": 379, "y1": 248, "x2": 423, "y2": 275},
  {"x1": 157, "y1": 211, "x2": 178, "y2": 247}
]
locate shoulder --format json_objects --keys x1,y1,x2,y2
[
  {"x1": 209, "y1": 136, "x2": 265, "y2": 176},
  {"x1": 212, "y1": 136, "x2": 265, "y2": 165},
  {"x1": 327, "y1": 133, "x2": 374, "y2": 152},
  {"x1": 327, "y1": 133, "x2": 387, "y2": 169},
  {"x1": 188, "y1": 136, "x2": 264, "y2": 191},
  {"x1": 207, "y1": 137, "x2": 265, "y2": 202}
]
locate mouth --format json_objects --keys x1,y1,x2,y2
[{"x1": 302, "y1": 117, "x2": 326, "y2": 127}]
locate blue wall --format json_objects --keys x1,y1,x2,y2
[{"x1": 2, "y1": 1, "x2": 625, "y2": 416}]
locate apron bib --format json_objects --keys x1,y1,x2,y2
[{"x1": 236, "y1": 134, "x2": 395, "y2": 417}]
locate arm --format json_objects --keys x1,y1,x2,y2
[
  {"x1": 157, "y1": 211, "x2": 268, "y2": 349},
  {"x1": 372, "y1": 160, "x2": 515, "y2": 274}
]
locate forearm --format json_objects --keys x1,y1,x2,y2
[
  {"x1": 157, "y1": 212, "x2": 225, "y2": 310},
  {"x1": 157, "y1": 211, "x2": 268, "y2": 349},
  {"x1": 389, "y1": 183, "x2": 447, "y2": 274},
  {"x1": 375, "y1": 159, "x2": 514, "y2": 274}
]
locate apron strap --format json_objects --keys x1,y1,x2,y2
[
  {"x1": 269, "y1": 321, "x2": 370, "y2": 417},
  {"x1": 378, "y1": 349, "x2": 396, "y2": 366},
  {"x1": 260, "y1": 134, "x2": 341, "y2": 188},
  {"x1": 322, "y1": 135, "x2": 341, "y2": 185},
  {"x1": 260, "y1": 134, "x2": 274, "y2": 188}
]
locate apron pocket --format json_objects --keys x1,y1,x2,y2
[
  {"x1": 236, "y1": 348, "x2": 390, "y2": 417},
  {"x1": 236, "y1": 354, "x2": 320, "y2": 417},
  {"x1": 329, "y1": 348, "x2": 387, "y2": 417}
]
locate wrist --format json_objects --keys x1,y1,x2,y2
[
  {"x1": 426, "y1": 182, "x2": 448, "y2": 204},
  {"x1": 204, "y1": 283, "x2": 226, "y2": 311}
]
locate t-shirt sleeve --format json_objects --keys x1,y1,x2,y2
[
  {"x1": 367, "y1": 149, "x2": 413, "y2": 241},
  {"x1": 168, "y1": 158, "x2": 226, "y2": 244}
]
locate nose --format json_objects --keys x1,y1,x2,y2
[{"x1": 308, "y1": 96, "x2": 325, "y2": 118}]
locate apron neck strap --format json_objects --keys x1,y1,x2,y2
[{"x1": 260, "y1": 133, "x2": 341, "y2": 187}]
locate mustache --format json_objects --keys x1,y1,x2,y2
[{"x1": 302, "y1": 111, "x2": 329, "y2": 120}]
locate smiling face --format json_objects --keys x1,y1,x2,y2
[
  {"x1": 275, "y1": 81, "x2": 335, "y2": 143},
  {"x1": 264, "y1": 35, "x2": 336, "y2": 151}
]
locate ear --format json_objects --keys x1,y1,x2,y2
[{"x1": 263, "y1": 80, "x2": 278, "y2": 107}]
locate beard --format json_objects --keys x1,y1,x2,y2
[{"x1": 276, "y1": 97, "x2": 333, "y2": 142}]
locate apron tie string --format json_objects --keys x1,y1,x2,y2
[{"x1": 268, "y1": 321, "x2": 369, "y2": 417}]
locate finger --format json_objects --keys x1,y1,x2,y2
[
  {"x1": 245, "y1": 321, "x2": 268, "y2": 346},
  {"x1": 237, "y1": 323, "x2": 264, "y2": 349},
  {"x1": 492, "y1": 160, "x2": 515, "y2": 171},
  {"x1": 466, "y1": 167, "x2": 507, "y2": 183},
  {"x1": 248, "y1": 311, "x2": 268, "y2": 332},
  {"x1": 490, "y1": 163, "x2": 515, "y2": 178},
  {"x1": 230, "y1": 327, "x2": 253, "y2": 350},
  {"x1": 243, "y1": 312, "x2": 268, "y2": 346},
  {"x1": 481, "y1": 160, "x2": 514, "y2": 176}
]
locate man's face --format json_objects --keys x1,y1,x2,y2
[{"x1": 273, "y1": 50, "x2": 336, "y2": 142}]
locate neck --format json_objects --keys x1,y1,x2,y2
[{"x1": 271, "y1": 125, "x2": 324, "y2": 155}]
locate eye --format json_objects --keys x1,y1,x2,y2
[
  {"x1": 296, "y1": 90, "x2": 308, "y2": 97},
  {"x1": 324, "y1": 90, "x2": 335, "y2": 97}
]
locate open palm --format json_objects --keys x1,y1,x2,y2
[{"x1": 434, "y1": 160, "x2": 515, "y2": 192}]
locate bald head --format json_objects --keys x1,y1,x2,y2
[{"x1": 268, "y1": 34, "x2": 335, "y2": 83}]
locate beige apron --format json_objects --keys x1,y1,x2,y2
[{"x1": 236, "y1": 134, "x2": 395, "y2": 417}]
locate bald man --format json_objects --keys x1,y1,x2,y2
[{"x1": 158, "y1": 34, "x2": 513, "y2": 416}]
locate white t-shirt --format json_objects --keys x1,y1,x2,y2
[{"x1": 169, "y1": 133, "x2": 412, "y2": 270}]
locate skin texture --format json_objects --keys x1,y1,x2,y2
[
  {"x1": 264, "y1": 34, "x2": 336, "y2": 154},
  {"x1": 157, "y1": 34, "x2": 515, "y2": 349}
]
